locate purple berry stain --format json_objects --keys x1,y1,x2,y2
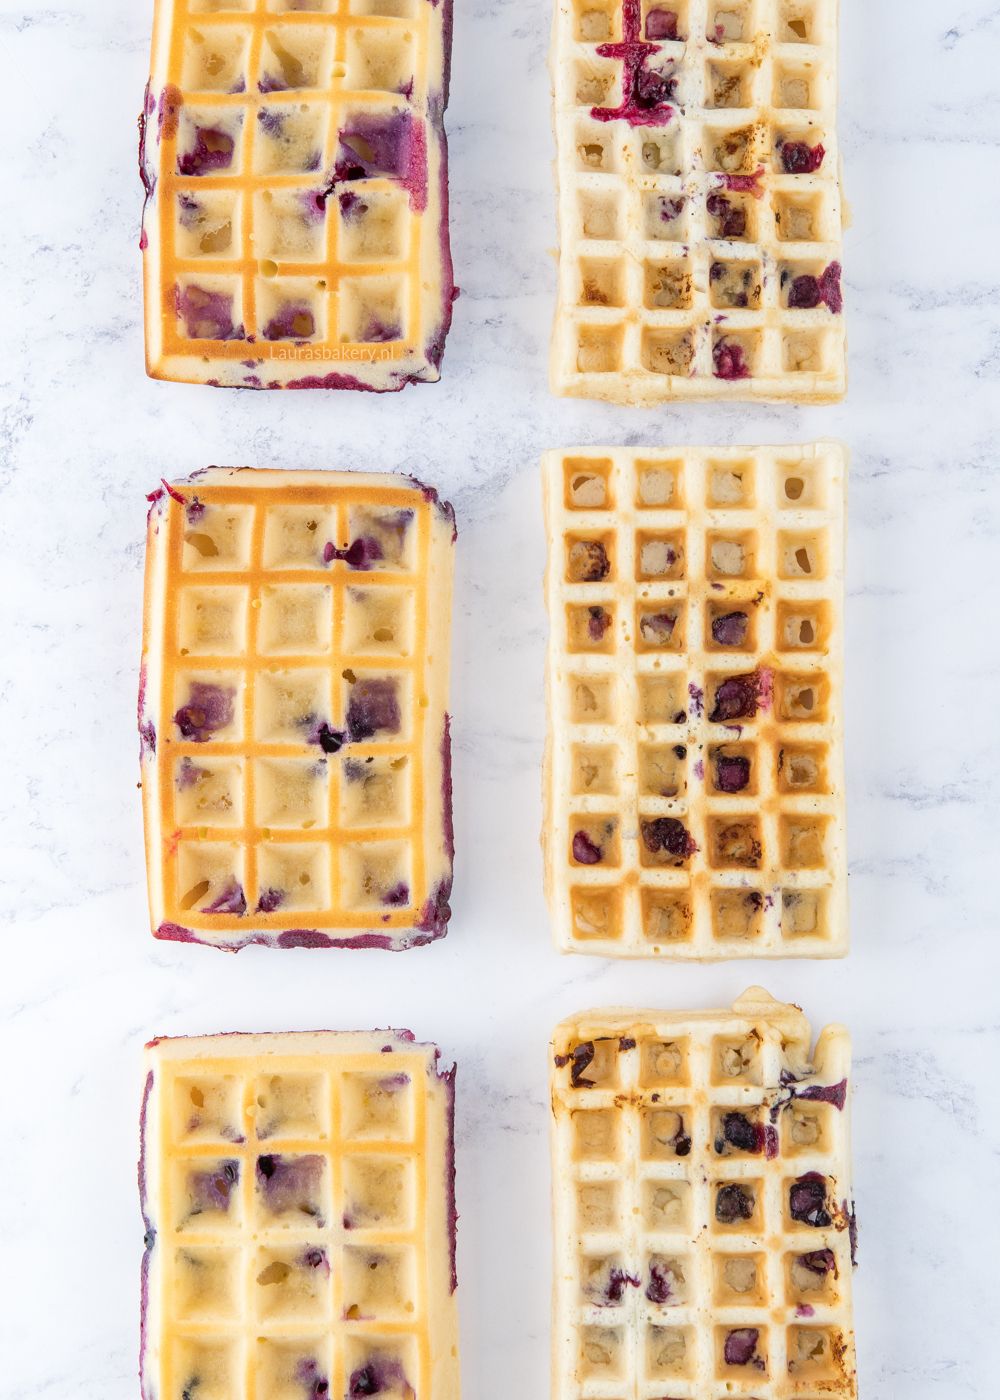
[
  {"x1": 780, "y1": 139, "x2": 825, "y2": 174},
  {"x1": 554, "y1": 1040, "x2": 596, "y2": 1087},
  {"x1": 724, "y1": 1327, "x2": 761, "y2": 1368},
  {"x1": 709, "y1": 672, "x2": 765, "y2": 724},
  {"x1": 789, "y1": 1173, "x2": 832, "y2": 1228},
  {"x1": 187, "y1": 1159, "x2": 239, "y2": 1214},
  {"x1": 716, "y1": 1182, "x2": 755, "y2": 1224},
  {"x1": 713, "y1": 339, "x2": 751, "y2": 380},
  {"x1": 263, "y1": 303, "x2": 316, "y2": 341},
  {"x1": 645, "y1": 7, "x2": 678, "y2": 38},
  {"x1": 203, "y1": 882, "x2": 247, "y2": 916},
  {"x1": 256, "y1": 887, "x2": 285, "y2": 914},
  {"x1": 707, "y1": 191, "x2": 746, "y2": 238},
  {"x1": 177, "y1": 125, "x2": 235, "y2": 176},
  {"x1": 715, "y1": 753, "x2": 750, "y2": 792},
  {"x1": 646, "y1": 1261, "x2": 673, "y2": 1304},
  {"x1": 786, "y1": 261, "x2": 843, "y2": 313},
  {"x1": 573, "y1": 830, "x2": 603, "y2": 865},
  {"x1": 176, "y1": 285, "x2": 243, "y2": 342},
  {"x1": 712, "y1": 610, "x2": 748, "y2": 647},
  {"x1": 587, "y1": 606, "x2": 611, "y2": 642},
  {"x1": 323, "y1": 536, "x2": 384, "y2": 570},
  {"x1": 591, "y1": 0, "x2": 676, "y2": 127},
  {"x1": 346, "y1": 678, "x2": 400, "y2": 741},
  {"x1": 640, "y1": 817, "x2": 697, "y2": 861},
  {"x1": 256, "y1": 1154, "x2": 325, "y2": 1221},
  {"x1": 173, "y1": 681, "x2": 235, "y2": 741},
  {"x1": 715, "y1": 1111, "x2": 763, "y2": 1154}
]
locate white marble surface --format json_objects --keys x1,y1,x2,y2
[{"x1": 1, "y1": 0, "x2": 999, "y2": 1394}]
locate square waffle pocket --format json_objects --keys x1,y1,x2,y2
[
  {"x1": 543, "y1": 443, "x2": 846, "y2": 958},
  {"x1": 140, "y1": 1029, "x2": 460, "y2": 1400},
  {"x1": 550, "y1": 0, "x2": 845, "y2": 402},
  {"x1": 551, "y1": 989, "x2": 858, "y2": 1400},
  {"x1": 139, "y1": 0, "x2": 455, "y2": 389},
  {"x1": 140, "y1": 467, "x2": 455, "y2": 950}
]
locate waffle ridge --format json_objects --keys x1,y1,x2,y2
[
  {"x1": 140, "y1": 0, "x2": 455, "y2": 389},
  {"x1": 551, "y1": 0, "x2": 845, "y2": 402},
  {"x1": 543, "y1": 443, "x2": 846, "y2": 958},
  {"x1": 140, "y1": 467, "x2": 455, "y2": 949},
  {"x1": 551, "y1": 990, "x2": 858, "y2": 1400},
  {"x1": 140, "y1": 1029, "x2": 460, "y2": 1400}
]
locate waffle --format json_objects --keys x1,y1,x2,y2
[
  {"x1": 139, "y1": 0, "x2": 455, "y2": 390},
  {"x1": 550, "y1": 0, "x2": 845, "y2": 403},
  {"x1": 139, "y1": 467, "x2": 455, "y2": 950},
  {"x1": 543, "y1": 443, "x2": 846, "y2": 959},
  {"x1": 551, "y1": 989, "x2": 857, "y2": 1400},
  {"x1": 140, "y1": 1029, "x2": 460, "y2": 1400}
]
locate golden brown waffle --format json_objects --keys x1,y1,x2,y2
[
  {"x1": 543, "y1": 443, "x2": 846, "y2": 959},
  {"x1": 139, "y1": 0, "x2": 454, "y2": 390},
  {"x1": 550, "y1": 0, "x2": 845, "y2": 402},
  {"x1": 551, "y1": 990, "x2": 857, "y2": 1400},
  {"x1": 139, "y1": 468, "x2": 455, "y2": 949},
  {"x1": 140, "y1": 1029, "x2": 460, "y2": 1400}
]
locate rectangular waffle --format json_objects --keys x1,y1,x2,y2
[
  {"x1": 139, "y1": 0, "x2": 454, "y2": 390},
  {"x1": 543, "y1": 443, "x2": 846, "y2": 958},
  {"x1": 140, "y1": 1029, "x2": 460, "y2": 1400},
  {"x1": 140, "y1": 467, "x2": 455, "y2": 950},
  {"x1": 550, "y1": 0, "x2": 845, "y2": 402},
  {"x1": 551, "y1": 989, "x2": 858, "y2": 1400}
]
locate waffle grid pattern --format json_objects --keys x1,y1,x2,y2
[
  {"x1": 551, "y1": 992, "x2": 857, "y2": 1400},
  {"x1": 141, "y1": 0, "x2": 453, "y2": 388},
  {"x1": 141, "y1": 1031, "x2": 459, "y2": 1400},
  {"x1": 141, "y1": 469, "x2": 454, "y2": 948},
  {"x1": 551, "y1": 0, "x2": 845, "y2": 402},
  {"x1": 543, "y1": 444, "x2": 846, "y2": 959}
]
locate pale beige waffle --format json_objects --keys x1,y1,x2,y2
[
  {"x1": 551, "y1": 990, "x2": 857, "y2": 1400},
  {"x1": 140, "y1": 468, "x2": 455, "y2": 949},
  {"x1": 543, "y1": 443, "x2": 846, "y2": 958},
  {"x1": 140, "y1": 1030, "x2": 460, "y2": 1400},
  {"x1": 550, "y1": 0, "x2": 845, "y2": 402},
  {"x1": 139, "y1": 0, "x2": 454, "y2": 390}
]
